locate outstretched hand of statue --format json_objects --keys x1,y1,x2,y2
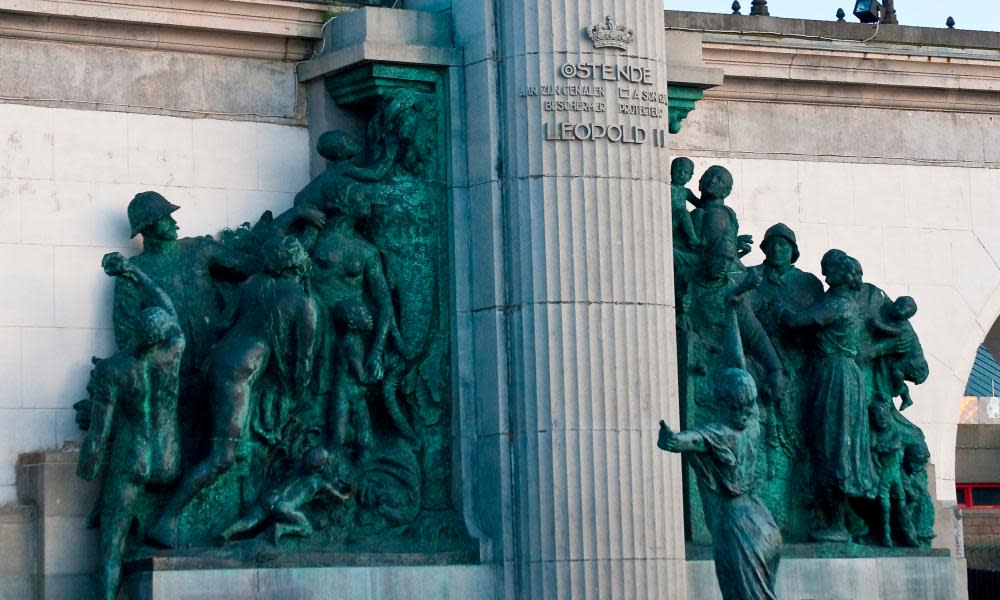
[{"x1": 658, "y1": 420, "x2": 679, "y2": 452}]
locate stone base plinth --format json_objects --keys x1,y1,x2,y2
[
  {"x1": 125, "y1": 562, "x2": 494, "y2": 600},
  {"x1": 687, "y1": 546, "x2": 957, "y2": 600}
]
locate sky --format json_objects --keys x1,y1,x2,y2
[{"x1": 665, "y1": 0, "x2": 1000, "y2": 32}]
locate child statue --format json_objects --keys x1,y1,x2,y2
[
  {"x1": 330, "y1": 298, "x2": 379, "y2": 451},
  {"x1": 691, "y1": 165, "x2": 754, "y2": 261},
  {"x1": 868, "y1": 296, "x2": 929, "y2": 411},
  {"x1": 670, "y1": 156, "x2": 701, "y2": 250},
  {"x1": 658, "y1": 368, "x2": 782, "y2": 600},
  {"x1": 868, "y1": 401, "x2": 918, "y2": 547},
  {"x1": 902, "y1": 442, "x2": 936, "y2": 546},
  {"x1": 328, "y1": 296, "x2": 420, "y2": 450},
  {"x1": 291, "y1": 130, "x2": 393, "y2": 247},
  {"x1": 220, "y1": 448, "x2": 350, "y2": 543}
]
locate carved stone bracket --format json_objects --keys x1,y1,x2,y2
[{"x1": 668, "y1": 84, "x2": 706, "y2": 134}]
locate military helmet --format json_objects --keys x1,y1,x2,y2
[
  {"x1": 128, "y1": 191, "x2": 179, "y2": 238},
  {"x1": 760, "y1": 222, "x2": 800, "y2": 264}
]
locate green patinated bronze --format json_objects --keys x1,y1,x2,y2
[
  {"x1": 659, "y1": 370, "x2": 782, "y2": 600},
  {"x1": 667, "y1": 84, "x2": 705, "y2": 134},
  {"x1": 75, "y1": 66, "x2": 468, "y2": 600},
  {"x1": 668, "y1": 160, "x2": 936, "y2": 590}
]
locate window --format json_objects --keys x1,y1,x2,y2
[{"x1": 957, "y1": 484, "x2": 1000, "y2": 509}]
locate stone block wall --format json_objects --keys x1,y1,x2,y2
[
  {"x1": 0, "y1": 101, "x2": 311, "y2": 505},
  {"x1": 0, "y1": 504, "x2": 36, "y2": 599}
]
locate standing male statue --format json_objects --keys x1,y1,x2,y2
[
  {"x1": 746, "y1": 224, "x2": 824, "y2": 480},
  {"x1": 78, "y1": 253, "x2": 185, "y2": 600}
]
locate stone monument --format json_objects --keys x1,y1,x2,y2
[{"x1": 63, "y1": 2, "x2": 955, "y2": 599}]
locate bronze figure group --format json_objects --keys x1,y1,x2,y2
[
  {"x1": 660, "y1": 158, "x2": 935, "y2": 600},
  {"x1": 74, "y1": 88, "x2": 462, "y2": 600}
]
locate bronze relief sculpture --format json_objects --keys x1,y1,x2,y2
[{"x1": 75, "y1": 85, "x2": 468, "y2": 600}]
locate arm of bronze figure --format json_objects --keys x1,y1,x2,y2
[
  {"x1": 737, "y1": 302, "x2": 781, "y2": 373},
  {"x1": 860, "y1": 337, "x2": 911, "y2": 361},
  {"x1": 294, "y1": 300, "x2": 319, "y2": 401},
  {"x1": 868, "y1": 317, "x2": 900, "y2": 337},
  {"x1": 658, "y1": 421, "x2": 708, "y2": 454},
  {"x1": 321, "y1": 481, "x2": 351, "y2": 501},
  {"x1": 343, "y1": 158, "x2": 393, "y2": 182},
  {"x1": 364, "y1": 257, "x2": 395, "y2": 380},
  {"x1": 738, "y1": 301, "x2": 785, "y2": 398},
  {"x1": 736, "y1": 234, "x2": 754, "y2": 258},
  {"x1": 104, "y1": 252, "x2": 178, "y2": 322},
  {"x1": 780, "y1": 300, "x2": 837, "y2": 329},
  {"x1": 77, "y1": 377, "x2": 117, "y2": 481},
  {"x1": 685, "y1": 188, "x2": 702, "y2": 209},
  {"x1": 208, "y1": 239, "x2": 262, "y2": 277},
  {"x1": 125, "y1": 263, "x2": 178, "y2": 322},
  {"x1": 270, "y1": 205, "x2": 327, "y2": 238},
  {"x1": 112, "y1": 279, "x2": 142, "y2": 349}
]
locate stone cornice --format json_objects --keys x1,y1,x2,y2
[
  {"x1": 663, "y1": 11, "x2": 1000, "y2": 115},
  {"x1": 665, "y1": 10, "x2": 1000, "y2": 52},
  {"x1": 0, "y1": 0, "x2": 332, "y2": 59},
  {"x1": 700, "y1": 41, "x2": 1000, "y2": 114}
]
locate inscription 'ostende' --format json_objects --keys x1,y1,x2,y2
[{"x1": 559, "y1": 63, "x2": 654, "y2": 85}]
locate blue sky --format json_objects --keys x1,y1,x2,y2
[{"x1": 665, "y1": 1, "x2": 1000, "y2": 32}]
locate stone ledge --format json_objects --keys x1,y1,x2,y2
[
  {"x1": 125, "y1": 563, "x2": 495, "y2": 600},
  {"x1": 665, "y1": 10, "x2": 1000, "y2": 52},
  {"x1": 297, "y1": 7, "x2": 461, "y2": 82},
  {"x1": 687, "y1": 553, "x2": 958, "y2": 600},
  {"x1": 0, "y1": 504, "x2": 36, "y2": 524},
  {"x1": 0, "y1": 0, "x2": 334, "y2": 59},
  {"x1": 124, "y1": 550, "x2": 481, "y2": 574},
  {"x1": 665, "y1": 17, "x2": 1000, "y2": 114},
  {"x1": 687, "y1": 542, "x2": 951, "y2": 560}
]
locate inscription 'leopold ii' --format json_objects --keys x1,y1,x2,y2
[{"x1": 545, "y1": 122, "x2": 645, "y2": 143}]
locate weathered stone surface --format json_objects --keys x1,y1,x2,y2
[
  {"x1": 126, "y1": 564, "x2": 493, "y2": 600},
  {"x1": 0, "y1": 37, "x2": 304, "y2": 123},
  {"x1": 688, "y1": 553, "x2": 955, "y2": 600}
]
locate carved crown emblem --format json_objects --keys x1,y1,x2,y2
[{"x1": 585, "y1": 16, "x2": 635, "y2": 51}]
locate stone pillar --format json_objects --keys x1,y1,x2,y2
[{"x1": 490, "y1": 2, "x2": 686, "y2": 598}]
